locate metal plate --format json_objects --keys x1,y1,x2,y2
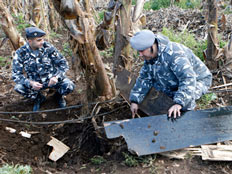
[
  {"x1": 104, "y1": 106, "x2": 232, "y2": 156},
  {"x1": 115, "y1": 69, "x2": 174, "y2": 115}
]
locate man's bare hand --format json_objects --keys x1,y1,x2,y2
[
  {"x1": 48, "y1": 76, "x2": 58, "y2": 87},
  {"x1": 30, "y1": 81, "x2": 43, "y2": 90},
  {"x1": 131, "y1": 103, "x2": 138, "y2": 119},
  {"x1": 168, "y1": 104, "x2": 182, "y2": 118}
]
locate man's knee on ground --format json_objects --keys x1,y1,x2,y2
[
  {"x1": 58, "y1": 78, "x2": 75, "y2": 95},
  {"x1": 14, "y1": 83, "x2": 26, "y2": 94}
]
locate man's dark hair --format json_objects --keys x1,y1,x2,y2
[
  {"x1": 150, "y1": 46, "x2": 153, "y2": 53},
  {"x1": 26, "y1": 36, "x2": 34, "y2": 40}
]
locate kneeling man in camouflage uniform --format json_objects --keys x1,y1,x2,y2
[
  {"x1": 12, "y1": 27, "x2": 75, "y2": 111},
  {"x1": 129, "y1": 30, "x2": 212, "y2": 118}
]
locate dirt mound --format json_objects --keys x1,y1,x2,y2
[{"x1": 146, "y1": 6, "x2": 232, "y2": 40}]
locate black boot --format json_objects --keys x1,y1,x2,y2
[
  {"x1": 33, "y1": 93, "x2": 46, "y2": 111},
  {"x1": 54, "y1": 92, "x2": 66, "y2": 108}
]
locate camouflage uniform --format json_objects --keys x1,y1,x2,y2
[
  {"x1": 12, "y1": 42, "x2": 75, "y2": 99},
  {"x1": 130, "y1": 34, "x2": 212, "y2": 111}
]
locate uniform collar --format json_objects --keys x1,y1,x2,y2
[
  {"x1": 154, "y1": 34, "x2": 170, "y2": 57},
  {"x1": 25, "y1": 42, "x2": 45, "y2": 54}
]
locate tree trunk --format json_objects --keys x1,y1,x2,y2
[
  {"x1": 206, "y1": 0, "x2": 219, "y2": 70},
  {"x1": 112, "y1": 0, "x2": 145, "y2": 73},
  {"x1": 0, "y1": 0, "x2": 25, "y2": 50},
  {"x1": 52, "y1": 0, "x2": 113, "y2": 100},
  {"x1": 32, "y1": 0, "x2": 41, "y2": 26},
  {"x1": 48, "y1": 0, "x2": 59, "y2": 31}
]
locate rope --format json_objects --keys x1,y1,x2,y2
[
  {"x1": 0, "y1": 105, "x2": 127, "y2": 125},
  {"x1": 0, "y1": 98, "x2": 123, "y2": 114}
]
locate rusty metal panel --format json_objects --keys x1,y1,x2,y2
[
  {"x1": 115, "y1": 69, "x2": 174, "y2": 115},
  {"x1": 104, "y1": 106, "x2": 232, "y2": 156}
]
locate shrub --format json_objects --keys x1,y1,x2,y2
[
  {"x1": 12, "y1": 13, "x2": 31, "y2": 32},
  {"x1": 0, "y1": 164, "x2": 32, "y2": 174},
  {"x1": 141, "y1": 0, "x2": 201, "y2": 11},
  {"x1": 161, "y1": 27, "x2": 207, "y2": 61},
  {"x1": 90, "y1": 155, "x2": 106, "y2": 165},
  {"x1": 197, "y1": 93, "x2": 217, "y2": 109},
  {"x1": 151, "y1": 0, "x2": 171, "y2": 10},
  {"x1": 123, "y1": 152, "x2": 156, "y2": 167},
  {"x1": 175, "y1": 0, "x2": 201, "y2": 9}
]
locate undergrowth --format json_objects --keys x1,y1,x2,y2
[
  {"x1": 0, "y1": 164, "x2": 32, "y2": 174},
  {"x1": 140, "y1": 0, "x2": 201, "y2": 10},
  {"x1": 12, "y1": 13, "x2": 30, "y2": 32},
  {"x1": 161, "y1": 27, "x2": 207, "y2": 61},
  {"x1": 123, "y1": 152, "x2": 156, "y2": 167},
  {"x1": 197, "y1": 93, "x2": 217, "y2": 109}
]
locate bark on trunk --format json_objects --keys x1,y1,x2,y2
[
  {"x1": 112, "y1": 0, "x2": 132, "y2": 73},
  {"x1": 0, "y1": 0, "x2": 25, "y2": 50},
  {"x1": 206, "y1": 0, "x2": 219, "y2": 70},
  {"x1": 32, "y1": 0, "x2": 41, "y2": 26},
  {"x1": 112, "y1": 0, "x2": 145, "y2": 73},
  {"x1": 52, "y1": 0, "x2": 113, "y2": 100}
]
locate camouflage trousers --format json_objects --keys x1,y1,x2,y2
[
  {"x1": 182, "y1": 79, "x2": 211, "y2": 111},
  {"x1": 14, "y1": 78, "x2": 75, "y2": 99}
]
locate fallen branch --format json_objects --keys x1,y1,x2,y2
[{"x1": 211, "y1": 82, "x2": 232, "y2": 89}]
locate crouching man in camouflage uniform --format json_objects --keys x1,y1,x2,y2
[
  {"x1": 12, "y1": 27, "x2": 75, "y2": 111},
  {"x1": 129, "y1": 30, "x2": 212, "y2": 118}
]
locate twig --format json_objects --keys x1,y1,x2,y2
[
  {"x1": 120, "y1": 94, "x2": 140, "y2": 118},
  {"x1": 211, "y1": 82, "x2": 232, "y2": 89},
  {"x1": 222, "y1": 75, "x2": 228, "y2": 91},
  {"x1": 91, "y1": 102, "x2": 100, "y2": 130}
]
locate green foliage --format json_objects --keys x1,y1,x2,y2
[
  {"x1": 224, "y1": 6, "x2": 232, "y2": 14},
  {"x1": 143, "y1": 1, "x2": 153, "y2": 10},
  {"x1": 62, "y1": 43, "x2": 72, "y2": 57},
  {"x1": 94, "y1": 11, "x2": 105, "y2": 24},
  {"x1": 49, "y1": 31, "x2": 62, "y2": 38},
  {"x1": 0, "y1": 164, "x2": 32, "y2": 174},
  {"x1": 219, "y1": 35, "x2": 227, "y2": 48},
  {"x1": 123, "y1": 152, "x2": 156, "y2": 167},
  {"x1": 197, "y1": 93, "x2": 217, "y2": 109},
  {"x1": 123, "y1": 152, "x2": 139, "y2": 167},
  {"x1": 143, "y1": 0, "x2": 201, "y2": 10},
  {"x1": 12, "y1": 13, "x2": 30, "y2": 32},
  {"x1": 100, "y1": 46, "x2": 114, "y2": 58},
  {"x1": 132, "y1": 0, "x2": 136, "y2": 5},
  {"x1": 175, "y1": 0, "x2": 201, "y2": 9},
  {"x1": 90, "y1": 155, "x2": 106, "y2": 165},
  {"x1": 98, "y1": 11, "x2": 105, "y2": 21},
  {"x1": 150, "y1": 0, "x2": 171, "y2": 10},
  {"x1": 161, "y1": 27, "x2": 207, "y2": 61},
  {"x1": 0, "y1": 56, "x2": 10, "y2": 67}
]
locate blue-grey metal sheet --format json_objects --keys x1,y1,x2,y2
[{"x1": 104, "y1": 106, "x2": 232, "y2": 156}]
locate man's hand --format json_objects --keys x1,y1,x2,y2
[
  {"x1": 168, "y1": 104, "x2": 182, "y2": 118},
  {"x1": 131, "y1": 103, "x2": 138, "y2": 119},
  {"x1": 48, "y1": 76, "x2": 58, "y2": 87},
  {"x1": 30, "y1": 81, "x2": 43, "y2": 90}
]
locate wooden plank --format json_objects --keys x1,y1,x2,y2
[
  {"x1": 47, "y1": 136, "x2": 70, "y2": 161},
  {"x1": 201, "y1": 145, "x2": 232, "y2": 161},
  {"x1": 104, "y1": 106, "x2": 232, "y2": 156}
]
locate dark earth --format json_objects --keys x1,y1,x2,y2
[{"x1": 1, "y1": 6, "x2": 232, "y2": 174}]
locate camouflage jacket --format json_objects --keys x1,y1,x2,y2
[
  {"x1": 12, "y1": 42, "x2": 69, "y2": 88},
  {"x1": 129, "y1": 34, "x2": 212, "y2": 110}
]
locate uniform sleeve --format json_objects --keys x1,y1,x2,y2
[
  {"x1": 12, "y1": 51, "x2": 31, "y2": 88},
  {"x1": 50, "y1": 46, "x2": 69, "y2": 80},
  {"x1": 170, "y1": 54, "x2": 196, "y2": 108},
  {"x1": 129, "y1": 64, "x2": 153, "y2": 104}
]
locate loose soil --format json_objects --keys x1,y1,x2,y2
[{"x1": 1, "y1": 6, "x2": 232, "y2": 174}]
